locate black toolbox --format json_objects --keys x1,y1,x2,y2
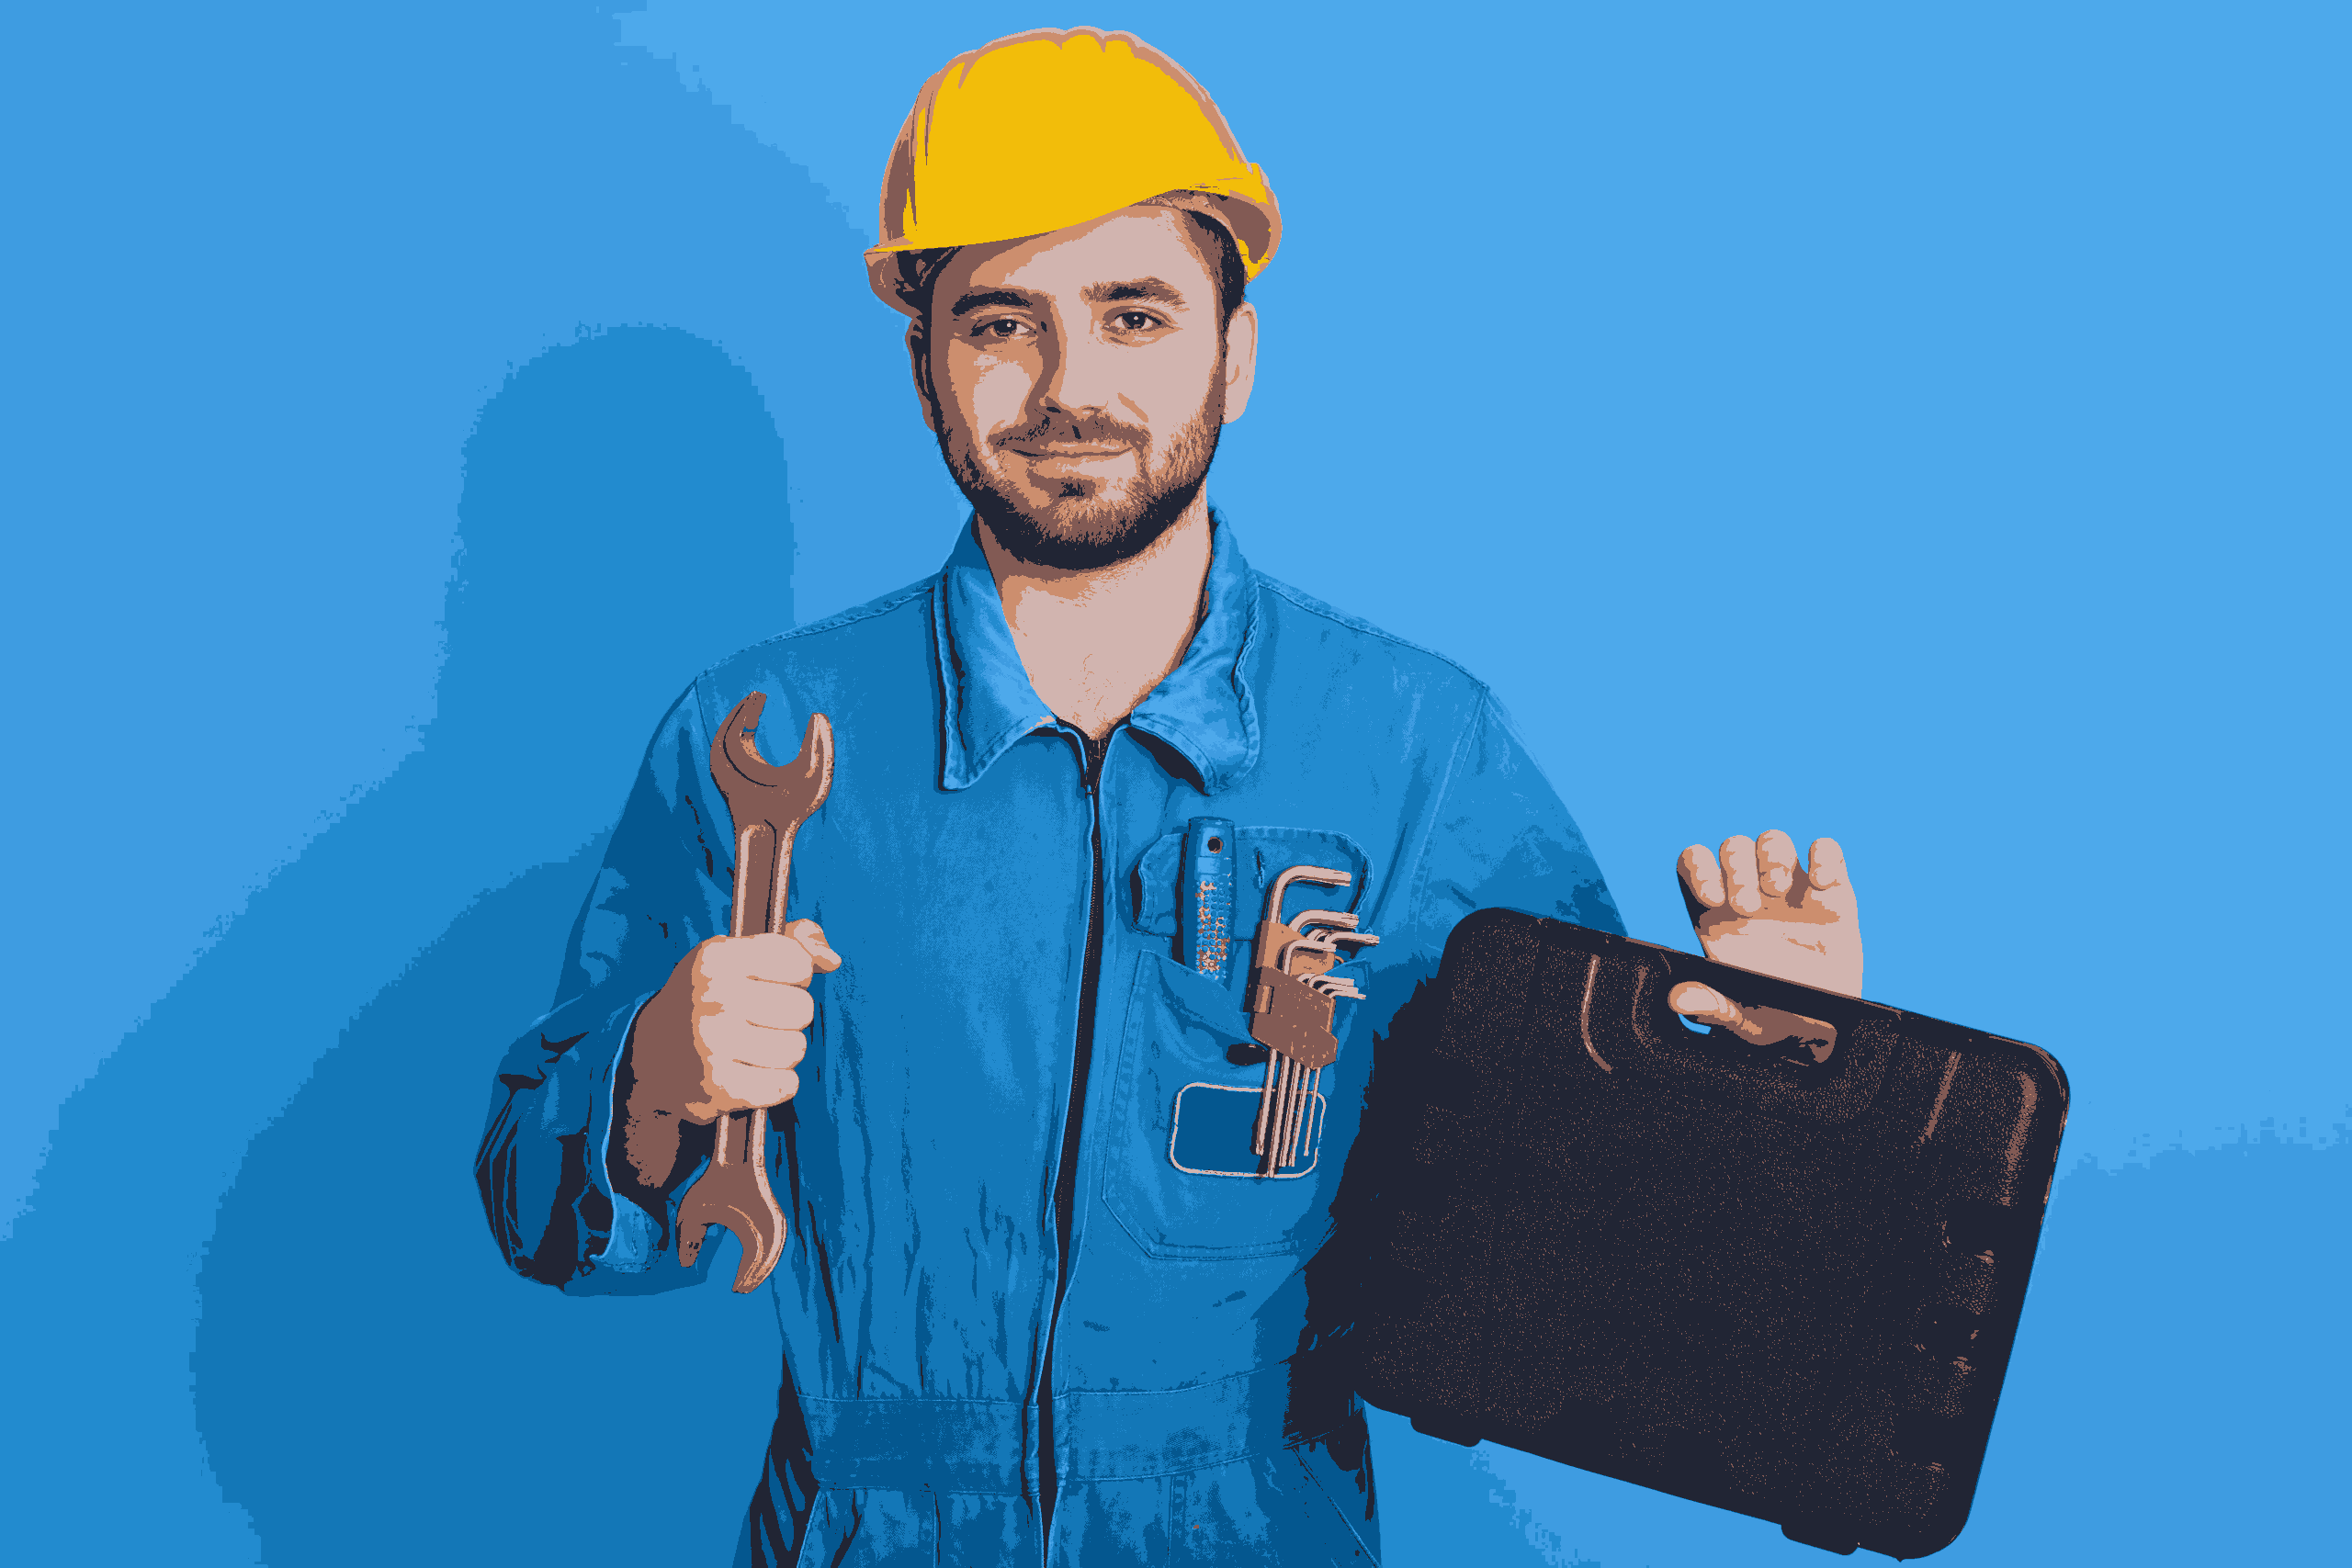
[{"x1": 1351, "y1": 911, "x2": 2068, "y2": 1559}]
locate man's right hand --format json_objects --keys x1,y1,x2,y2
[{"x1": 628, "y1": 920, "x2": 843, "y2": 1125}]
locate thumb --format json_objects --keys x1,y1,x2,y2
[
  {"x1": 1668, "y1": 981, "x2": 1750, "y2": 1035},
  {"x1": 784, "y1": 918, "x2": 843, "y2": 973}
]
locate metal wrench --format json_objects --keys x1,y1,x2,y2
[{"x1": 676, "y1": 691, "x2": 834, "y2": 1293}]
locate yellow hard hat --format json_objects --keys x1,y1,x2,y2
[{"x1": 865, "y1": 28, "x2": 1281, "y2": 315}]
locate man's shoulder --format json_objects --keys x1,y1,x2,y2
[
  {"x1": 695, "y1": 574, "x2": 935, "y2": 689},
  {"x1": 1246, "y1": 570, "x2": 1491, "y2": 703}
]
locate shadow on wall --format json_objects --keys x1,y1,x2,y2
[
  {"x1": 0, "y1": 4, "x2": 1549, "y2": 1559},
  {"x1": 3, "y1": 327, "x2": 795, "y2": 1565}
]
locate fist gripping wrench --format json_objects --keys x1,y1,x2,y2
[{"x1": 676, "y1": 691, "x2": 833, "y2": 1292}]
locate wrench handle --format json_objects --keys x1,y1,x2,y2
[
  {"x1": 692, "y1": 815, "x2": 797, "y2": 1293},
  {"x1": 730, "y1": 820, "x2": 797, "y2": 942},
  {"x1": 711, "y1": 1103, "x2": 767, "y2": 1166}
]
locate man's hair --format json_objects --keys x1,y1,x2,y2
[{"x1": 895, "y1": 209, "x2": 1248, "y2": 335}]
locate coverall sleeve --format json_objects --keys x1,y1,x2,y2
[
  {"x1": 475, "y1": 682, "x2": 734, "y2": 1293},
  {"x1": 1403, "y1": 687, "x2": 1624, "y2": 949}
]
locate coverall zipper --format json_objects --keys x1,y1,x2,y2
[{"x1": 1037, "y1": 727, "x2": 1112, "y2": 1551}]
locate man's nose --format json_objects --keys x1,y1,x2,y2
[{"x1": 1038, "y1": 319, "x2": 1124, "y2": 421}]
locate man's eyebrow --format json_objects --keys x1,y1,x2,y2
[
  {"x1": 1081, "y1": 277, "x2": 1186, "y2": 308},
  {"x1": 947, "y1": 288, "x2": 1037, "y2": 319}
]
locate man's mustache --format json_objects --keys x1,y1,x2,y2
[{"x1": 989, "y1": 411, "x2": 1148, "y2": 451}]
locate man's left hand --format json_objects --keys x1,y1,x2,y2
[{"x1": 1668, "y1": 830, "x2": 1862, "y2": 1036}]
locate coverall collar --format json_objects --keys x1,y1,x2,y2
[{"x1": 933, "y1": 512, "x2": 1261, "y2": 794}]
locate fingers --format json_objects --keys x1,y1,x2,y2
[
  {"x1": 699, "y1": 930, "x2": 834, "y2": 987},
  {"x1": 672, "y1": 1025, "x2": 806, "y2": 1120},
  {"x1": 1806, "y1": 838, "x2": 1848, "y2": 892},
  {"x1": 1668, "y1": 983, "x2": 1838, "y2": 1057},
  {"x1": 1679, "y1": 844, "x2": 1725, "y2": 908},
  {"x1": 1755, "y1": 830, "x2": 1798, "y2": 899},
  {"x1": 1668, "y1": 981, "x2": 1748, "y2": 1032},
  {"x1": 694, "y1": 949, "x2": 815, "y2": 1026},
  {"x1": 1687, "y1": 830, "x2": 1842, "y2": 908},
  {"x1": 647, "y1": 931, "x2": 840, "y2": 1123},
  {"x1": 706, "y1": 1012, "x2": 809, "y2": 1071},
  {"x1": 692, "y1": 1060, "x2": 803, "y2": 1118},
  {"x1": 1719, "y1": 835, "x2": 1762, "y2": 916},
  {"x1": 750, "y1": 984, "x2": 817, "y2": 1032},
  {"x1": 680, "y1": 928, "x2": 836, "y2": 1115},
  {"x1": 729, "y1": 1068, "x2": 800, "y2": 1110},
  {"x1": 695, "y1": 1012, "x2": 808, "y2": 1115}
]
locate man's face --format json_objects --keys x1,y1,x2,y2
[{"x1": 915, "y1": 208, "x2": 1256, "y2": 571}]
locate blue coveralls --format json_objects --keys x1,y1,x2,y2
[{"x1": 479, "y1": 519, "x2": 1622, "y2": 1565}]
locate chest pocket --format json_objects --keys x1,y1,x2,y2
[
  {"x1": 1130, "y1": 826, "x2": 1372, "y2": 942},
  {"x1": 1102, "y1": 827, "x2": 1372, "y2": 1261}
]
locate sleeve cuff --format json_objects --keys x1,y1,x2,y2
[{"x1": 583, "y1": 988, "x2": 666, "y2": 1273}]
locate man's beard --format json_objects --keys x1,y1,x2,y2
[{"x1": 942, "y1": 389, "x2": 1223, "y2": 571}]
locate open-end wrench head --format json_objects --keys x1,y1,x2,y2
[
  {"x1": 677, "y1": 1198, "x2": 785, "y2": 1292},
  {"x1": 677, "y1": 1105, "x2": 788, "y2": 1292},
  {"x1": 716, "y1": 694, "x2": 834, "y2": 824}
]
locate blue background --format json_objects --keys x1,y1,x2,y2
[{"x1": 3, "y1": 3, "x2": 2343, "y2": 1563}]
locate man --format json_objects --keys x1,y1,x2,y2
[{"x1": 478, "y1": 28, "x2": 1860, "y2": 1565}]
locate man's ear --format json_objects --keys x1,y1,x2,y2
[
  {"x1": 907, "y1": 322, "x2": 939, "y2": 433},
  {"x1": 1220, "y1": 303, "x2": 1260, "y2": 424}
]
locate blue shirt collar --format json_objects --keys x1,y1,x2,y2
[{"x1": 931, "y1": 513, "x2": 1261, "y2": 794}]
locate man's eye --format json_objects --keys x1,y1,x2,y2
[
  {"x1": 1113, "y1": 311, "x2": 1164, "y2": 332},
  {"x1": 973, "y1": 318, "x2": 1033, "y2": 341}
]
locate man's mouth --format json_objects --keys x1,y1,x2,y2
[{"x1": 1003, "y1": 441, "x2": 1134, "y2": 458}]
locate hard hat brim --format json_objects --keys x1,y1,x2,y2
[{"x1": 863, "y1": 186, "x2": 1280, "y2": 319}]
